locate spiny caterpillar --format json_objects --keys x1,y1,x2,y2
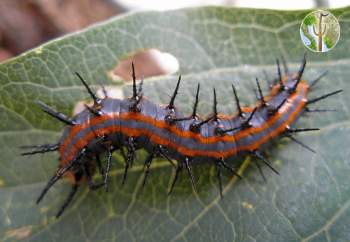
[{"x1": 21, "y1": 54, "x2": 342, "y2": 218}]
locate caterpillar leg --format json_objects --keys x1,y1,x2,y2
[
  {"x1": 254, "y1": 161, "x2": 266, "y2": 182},
  {"x1": 36, "y1": 152, "x2": 83, "y2": 204},
  {"x1": 215, "y1": 158, "x2": 241, "y2": 197},
  {"x1": 215, "y1": 160, "x2": 223, "y2": 198},
  {"x1": 168, "y1": 161, "x2": 183, "y2": 195},
  {"x1": 142, "y1": 151, "x2": 155, "y2": 187},
  {"x1": 84, "y1": 163, "x2": 104, "y2": 190},
  {"x1": 83, "y1": 149, "x2": 113, "y2": 191},
  {"x1": 252, "y1": 150, "x2": 279, "y2": 175},
  {"x1": 184, "y1": 157, "x2": 196, "y2": 192},
  {"x1": 36, "y1": 150, "x2": 85, "y2": 218},
  {"x1": 122, "y1": 137, "x2": 136, "y2": 185},
  {"x1": 56, "y1": 183, "x2": 79, "y2": 218},
  {"x1": 142, "y1": 145, "x2": 177, "y2": 188},
  {"x1": 103, "y1": 149, "x2": 113, "y2": 191},
  {"x1": 95, "y1": 154, "x2": 105, "y2": 177},
  {"x1": 167, "y1": 157, "x2": 197, "y2": 195},
  {"x1": 156, "y1": 145, "x2": 175, "y2": 167}
]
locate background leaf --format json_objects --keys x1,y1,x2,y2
[{"x1": 1, "y1": 6, "x2": 350, "y2": 242}]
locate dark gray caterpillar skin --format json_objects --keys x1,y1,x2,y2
[{"x1": 21, "y1": 56, "x2": 341, "y2": 218}]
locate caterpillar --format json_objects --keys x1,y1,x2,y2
[{"x1": 21, "y1": 54, "x2": 342, "y2": 218}]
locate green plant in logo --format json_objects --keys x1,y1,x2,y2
[
  {"x1": 324, "y1": 35, "x2": 334, "y2": 49},
  {"x1": 300, "y1": 10, "x2": 340, "y2": 52},
  {"x1": 304, "y1": 14, "x2": 316, "y2": 26},
  {"x1": 312, "y1": 12, "x2": 329, "y2": 51}
]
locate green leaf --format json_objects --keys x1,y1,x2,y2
[{"x1": 1, "y1": 6, "x2": 350, "y2": 242}]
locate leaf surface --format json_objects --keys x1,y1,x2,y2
[{"x1": 0, "y1": 6, "x2": 350, "y2": 242}]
